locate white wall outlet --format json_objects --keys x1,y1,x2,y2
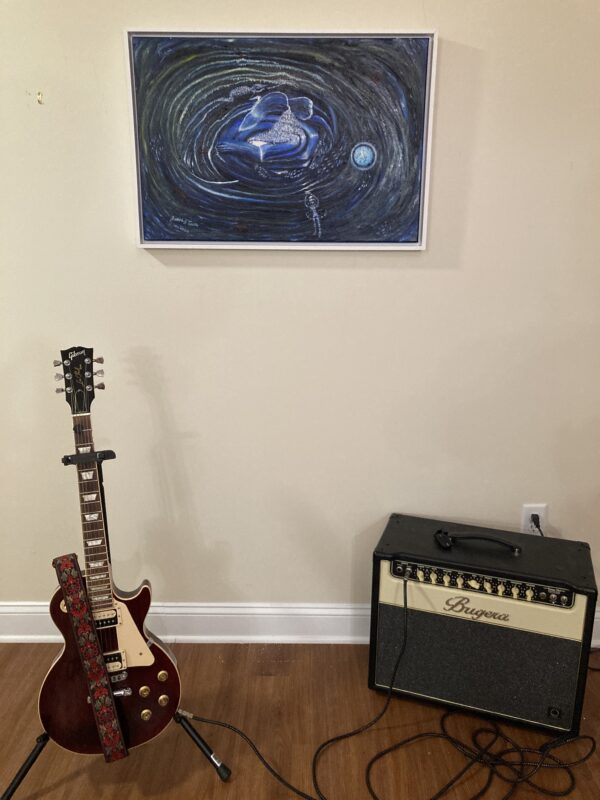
[{"x1": 521, "y1": 503, "x2": 547, "y2": 534}]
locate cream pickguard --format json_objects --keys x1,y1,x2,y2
[
  {"x1": 61, "y1": 596, "x2": 155, "y2": 671},
  {"x1": 97, "y1": 600, "x2": 154, "y2": 671}
]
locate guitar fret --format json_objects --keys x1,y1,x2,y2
[{"x1": 68, "y1": 408, "x2": 114, "y2": 608}]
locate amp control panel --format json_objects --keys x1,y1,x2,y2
[{"x1": 390, "y1": 560, "x2": 574, "y2": 608}]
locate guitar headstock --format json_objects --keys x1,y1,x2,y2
[{"x1": 54, "y1": 346, "x2": 105, "y2": 414}]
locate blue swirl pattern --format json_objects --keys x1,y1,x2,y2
[{"x1": 130, "y1": 36, "x2": 432, "y2": 244}]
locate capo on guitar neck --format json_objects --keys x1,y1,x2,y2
[{"x1": 61, "y1": 449, "x2": 116, "y2": 466}]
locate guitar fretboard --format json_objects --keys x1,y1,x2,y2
[{"x1": 73, "y1": 413, "x2": 113, "y2": 612}]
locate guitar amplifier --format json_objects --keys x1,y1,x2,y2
[{"x1": 368, "y1": 514, "x2": 597, "y2": 734}]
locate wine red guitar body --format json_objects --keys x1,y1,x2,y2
[
  {"x1": 39, "y1": 580, "x2": 181, "y2": 754},
  {"x1": 41, "y1": 346, "x2": 183, "y2": 755}
]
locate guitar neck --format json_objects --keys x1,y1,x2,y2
[{"x1": 72, "y1": 412, "x2": 114, "y2": 612}]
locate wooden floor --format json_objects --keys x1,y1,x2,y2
[{"x1": 0, "y1": 644, "x2": 598, "y2": 799}]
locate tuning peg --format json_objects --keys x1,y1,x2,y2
[
  {"x1": 95, "y1": 382, "x2": 106, "y2": 390},
  {"x1": 53, "y1": 359, "x2": 62, "y2": 367},
  {"x1": 94, "y1": 369, "x2": 104, "y2": 377},
  {"x1": 55, "y1": 387, "x2": 65, "y2": 394},
  {"x1": 54, "y1": 373, "x2": 64, "y2": 381},
  {"x1": 94, "y1": 356, "x2": 104, "y2": 364}
]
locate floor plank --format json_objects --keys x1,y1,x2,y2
[{"x1": 0, "y1": 644, "x2": 598, "y2": 799}]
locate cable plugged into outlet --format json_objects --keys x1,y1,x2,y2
[{"x1": 521, "y1": 503, "x2": 547, "y2": 535}]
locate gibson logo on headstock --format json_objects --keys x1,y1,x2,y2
[
  {"x1": 69, "y1": 349, "x2": 85, "y2": 359},
  {"x1": 443, "y1": 596, "x2": 510, "y2": 623}
]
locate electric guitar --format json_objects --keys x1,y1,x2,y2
[{"x1": 39, "y1": 346, "x2": 181, "y2": 753}]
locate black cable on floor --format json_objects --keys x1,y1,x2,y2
[{"x1": 178, "y1": 575, "x2": 596, "y2": 799}]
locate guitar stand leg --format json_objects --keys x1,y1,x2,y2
[
  {"x1": 174, "y1": 713, "x2": 231, "y2": 782},
  {"x1": 1, "y1": 733, "x2": 49, "y2": 800}
]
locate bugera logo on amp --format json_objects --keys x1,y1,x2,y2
[
  {"x1": 442, "y1": 596, "x2": 510, "y2": 622},
  {"x1": 369, "y1": 514, "x2": 597, "y2": 735}
]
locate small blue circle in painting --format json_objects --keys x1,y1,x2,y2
[{"x1": 351, "y1": 142, "x2": 377, "y2": 170}]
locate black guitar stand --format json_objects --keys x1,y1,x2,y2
[
  {"x1": 175, "y1": 711, "x2": 232, "y2": 782},
  {"x1": 1, "y1": 718, "x2": 231, "y2": 799},
  {"x1": 1, "y1": 734, "x2": 50, "y2": 800},
  {"x1": 1, "y1": 449, "x2": 231, "y2": 799}
]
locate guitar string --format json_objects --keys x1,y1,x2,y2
[{"x1": 75, "y1": 415, "x2": 114, "y2": 654}]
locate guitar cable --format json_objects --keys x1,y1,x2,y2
[{"x1": 178, "y1": 574, "x2": 597, "y2": 799}]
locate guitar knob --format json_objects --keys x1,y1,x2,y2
[
  {"x1": 141, "y1": 709, "x2": 152, "y2": 722},
  {"x1": 94, "y1": 356, "x2": 104, "y2": 364},
  {"x1": 95, "y1": 383, "x2": 105, "y2": 390},
  {"x1": 139, "y1": 686, "x2": 150, "y2": 698},
  {"x1": 158, "y1": 695, "x2": 169, "y2": 707}
]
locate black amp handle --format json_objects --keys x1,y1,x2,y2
[{"x1": 434, "y1": 529, "x2": 522, "y2": 557}]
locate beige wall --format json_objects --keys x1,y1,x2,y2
[{"x1": 1, "y1": 1, "x2": 599, "y2": 604}]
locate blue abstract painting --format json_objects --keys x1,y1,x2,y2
[{"x1": 128, "y1": 34, "x2": 435, "y2": 248}]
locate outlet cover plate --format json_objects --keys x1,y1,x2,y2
[{"x1": 521, "y1": 503, "x2": 547, "y2": 534}]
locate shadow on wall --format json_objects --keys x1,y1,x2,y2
[
  {"x1": 117, "y1": 346, "x2": 237, "y2": 604},
  {"x1": 350, "y1": 516, "x2": 390, "y2": 604},
  {"x1": 136, "y1": 39, "x2": 485, "y2": 273}
]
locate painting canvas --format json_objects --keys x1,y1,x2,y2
[{"x1": 128, "y1": 33, "x2": 436, "y2": 249}]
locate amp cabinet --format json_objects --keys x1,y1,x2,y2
[{"x1": 369, "y1": 514, "x2": 597, "y2": 734}]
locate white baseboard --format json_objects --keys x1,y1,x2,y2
[
  {"x1": 0, "y1": 602, "x2": 598, "y2": 647},
  {"x1": 0, "y1": 602, "x2": 371, "y2": 644}
]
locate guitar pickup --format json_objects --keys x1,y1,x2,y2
[
  {"x1": 104, "y1": 651, "x2": 127, "y2": 672},
  {"x1": 93, "y1": 608, "x2": 121, "y2": 628}
]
